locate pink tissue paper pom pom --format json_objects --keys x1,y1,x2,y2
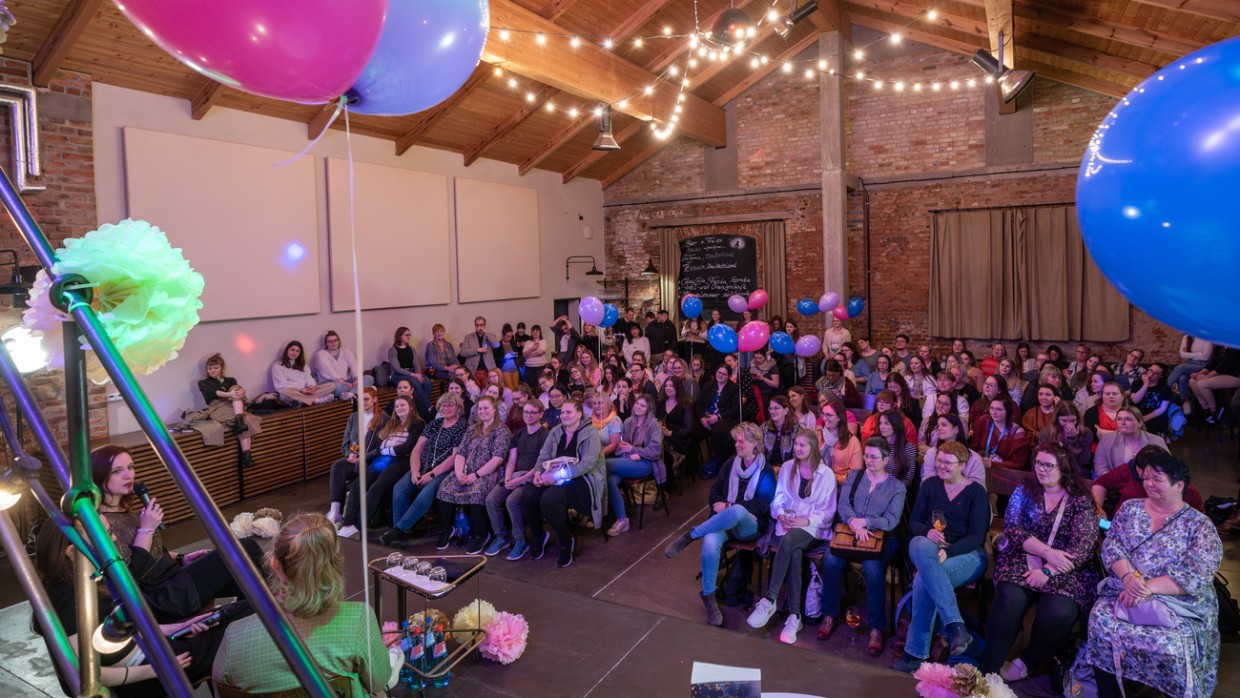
[
  {"x1": 913, "y1": 662, "x2": 959, "y2": 698},
  {"x1": 479, "y1": 612, "x2": 529, "y2": 665},
  {"x1": 381, "y1": 621, "x2": 401, "y2": 646}
]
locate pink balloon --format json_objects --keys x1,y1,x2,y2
[
  {"x1": 795, "y1": 335, "x2": 822, "y2": 358},
  {"x1": 819, "y1": 292, "x2": 840, "y2": 313},
  {"x1": 737, "y1": 321, "x2": 771, "y2": 353},
  {"x1": 747, "y1": 289, "x2": 768, "y2": 311},
  {"x1": 832, "y1": 305, "x2": 850, "y2": 321},
  {"x1": 114, "y1": 0, "x2": 388, "y2": 104},
  {"x1": 578, "y1": 296, "x2": 605, "y2": 326},
  {"x1": 727, "y1": 294, "x2": 749, "y2": 314}
]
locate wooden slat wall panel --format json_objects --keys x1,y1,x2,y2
[
  {"x1": 305, "y1": 402, "x2": 353, "y2": 481},
  {"x1": 241, "y1": 409, "x2": 307, "y2": 500}
]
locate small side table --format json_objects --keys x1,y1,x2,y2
[{"x1": 369, "y1": 554, "x2": 488, "y2": 680}]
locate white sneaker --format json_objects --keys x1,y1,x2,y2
[
  {"x1": 337, "y1": 525, "x2": 359, "y2": 538},
  {"x1": 1000, "y1": 658, "x2": 1028, "y2": 682},
  {"x1": 747, "y1": 597, "x2": 777, "y2": 628},
  {"x1": 326, "y1": 508, "x2": 342, "y2": 525},
  {"x1": 607, "y1": 519, "x2": 631, "y2": 536},
  {"x1": 779, "y1": 614, "x2": 802, "y2": 644},
  {"x1": 340, "y1": 392, "x2": 355, "y2": 402}
]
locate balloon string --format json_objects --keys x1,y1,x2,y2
[
  {"x1": 271, "y1": 96, "x2": 346, "y2": 167},
  {"x1": 342, "y1": 103, "x2": 376, "y2": 662}
]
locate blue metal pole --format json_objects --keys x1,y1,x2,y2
[{"x1": 0, "y1": 165, "x2": 331, "y2": 697}]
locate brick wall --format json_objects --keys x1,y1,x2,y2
[
  {"x1": 605, "y1": 44, "x2": 1184, "y2": 366},
  {"x1": 0, "y1": 58, "x2": 108, "y2": 451}
]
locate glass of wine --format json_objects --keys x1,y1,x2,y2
[
  {"x1": 931, "y1": 509, "x2": 947, "y2": 547},
  {"x1": 845, "y1": 606, "x2": 863, "y2": 643}
]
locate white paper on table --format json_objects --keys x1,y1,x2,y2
[
  {"x1": 690, "y1": 661, "x2": 761, "y2": 684},
  {"x1": 383, "y1": 565, "x2": 449, "y2": 593}
]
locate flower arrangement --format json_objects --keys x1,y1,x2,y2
[
  {"x1": 479, "y1": 611, "x2": 529, "y2": 665},
  {"x1": 450, "y1": 598, "x2": 497, "y2": 641},
  {"x1": 22, "y1": 219, "x2": 205, "y2": 383},
  {"x1": 229, "y1": 508, "x2": 283, "y2": 538},
  {"x1": 914, "y1": 664, "x2": 1016, "y2": 698}
]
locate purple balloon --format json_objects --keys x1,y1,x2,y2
[
  {"x1": 727, "y1": 294, "x2": 749, "y2": 314},
  {"x1": 737, "y1": 321, "x2": 771, "y2": 353},
  {"x1": 578, "y1": 296, "x2": 605, "y2": 326},
  {"x1": 818, "y1": 292, "x2": 840, "y2": 314},
  {"x1": 795, "y1": 335, "x2": 822, "y2": 358},
  {"x1": 347, "y1": 0, "x2": 490, "y2": 116}
]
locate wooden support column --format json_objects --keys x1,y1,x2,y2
[{"x1": 819, "y1": 31, "x2": 848, "y2": 299}]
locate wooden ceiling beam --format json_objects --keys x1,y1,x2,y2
[
  {"x1": 538, "y1": 0, "x2": 581, "y2": 21},
  {"x1": 1018, "y1": 58, "x2": 1131, "y2": 99},
  {"x1": 471, "y1": 0, "x2": 676, "y2": 171},
  {"x1": 395, "y1": 67, "x2": 489, "y2": 155},
  {"x1": 639, "y1": 0, "x2": 760, "y2": 76},
  {"x1": 463, "y1": 84, "x2": 559, "y2": 166},
  {"x1": 843, "y1": 0, "x2": 986, "y2": 39},
  {"x1": 32, "y1": 0, "x2": 105, "y2": 86},
  {"x1": 485, "y1": 0, "x2": 725, "y2": 147},
  {"x1": 189, "y1": 80, "x2": 224, "y2": 120},
  {"x1": 846, "y1": 10, "x2": 983, "y2": 56},
  {"x1": 1013, "y1": 2, "x2": 1206, "y2": 57},
  {"x1": 710, "y1": 31, "x2": 822, "y2": 106},
  {"x1": 1019, "y1": 35, "x2": 1159, "y2": 80},
  {"x1": 306, "y1": 103, "x2": 339, "y2": 140},
  {"x1": 982, "y1": 0, "x2": 1014, "y2": 63},
  {"x1": 518, "y1": 115, "x2": 594, "y2": 175},
  {"x1": 561, "y1": 119, "x2": 646, "y2": 183},
  {"x1": 1131, "y1": 0, "x2": 1240, "y2": 23},
  {"x1": 600, "y1": 137, "x2": 668, "y2": 188}
]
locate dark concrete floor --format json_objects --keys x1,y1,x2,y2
[{"x1": 3, "y1": 425, "x2": 1239, "y2": 697}]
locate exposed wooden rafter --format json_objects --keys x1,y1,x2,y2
[
  {"x1": 394, "y1": 68, "x2": 490, "y2": 156},
  {"x1": 709, "y1": 31, "x2": 823, "y2": 107},
  {"x1": 1132, "y1": 0, "x2": 1240, "y2": 23},
  {"x1": 189, "y1": 80, "x2": 224, "y2": 120},
  {"x1": 1018, "y1": 58, "x2": 1131, "y2": 99},
  {"x1": 1013, "y1": 2, "x2": 1206, "y2": 57},
  {"x1": 306, "y1": 103, "x2": 339, "y2": 140},
  {"x1": 483, "y1": 0, "x2": 725, "y2": 147},
  {"x1": 538, "y1": 0, "x2": 581, "y2": 21},
  {"x1": 599, "y1": 137, "x2": 668, "y2": 188},
  {"x1": 846, "y1": 9, "x2": 984, "y2": 55},
  {"x1": 982, "y1": 0, "x2": 1014, "y2": 64},
  {"x1": 32, "y1": 0, "x2": 105, "y2": 86},
  {"x1": 844, "y1": 0, "x2": 986, "y2": 39},
  {"x1": 561, "y1": 119, "x2": 646, "y2": 183},
  {"x1": 1019, "y1": 35, "x2": 1159, "y2": 80},
  {"x1": 519, "y1": 115, "x2": 595, "y2": 175},
  {"x1": 467, "y1": 0, "x2": 677, "y2": 168}
]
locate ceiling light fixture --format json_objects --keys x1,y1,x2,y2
[{"x1": 969, "y1": 31, "x2": 1036, "y2": 104}]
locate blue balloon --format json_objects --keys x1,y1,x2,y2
[
  {"x1": 681, "y1": 295, "x2": 703, "y2": 319},
  {"x1": 600, "y1": 304, "x2": 619, "y2": 328},
  {"x1": 346, "y1": 0, "x2": 489, "y2": 116},
  {"x1": 1077, "y1": 37, "x2": 1240, "y2": 347},
  {"x1": 769, "y1": 331, "x2": 794, "y2": 354},
  {"x1": 796, "y1": 298, "x2": 820, "y2": 316},
  {"x1": 707, "y1": 324, "x2": 738, "y2": 353},
  {"x1": 846, "y1": 296, "x2": 865, "y2": 319}
]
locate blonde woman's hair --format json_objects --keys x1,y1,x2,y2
[
  {"x1": 436, "y1": 392, "x2": 465, "y2": 417},
  {"x1": 730, "y1": 421, "x2": 764, "y2": 449},
  {"x1": 270, "y1": 513, "x2": 343, "y2": 618}
]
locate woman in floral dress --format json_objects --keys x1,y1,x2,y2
[
  {"x1": 1083, "y1": 449, "x2": 1222, "y2": 698},
  {"x1": 436, "y1": 396, "x2": 512, "y2": 555}
]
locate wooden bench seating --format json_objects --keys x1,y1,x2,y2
[{"x1": 36, "y1": 386, "x2": 434, "y2": 526}]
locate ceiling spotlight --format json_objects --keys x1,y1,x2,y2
[
  {"x1": 592, "y1": 105, "x2": 621, "y2": 151},
  {"x1": 775, "y1": 0, "x2": 819, "y2": 39},
  {"x1": 969, "y1": 32, "x2": 1036, "y2": 103}
]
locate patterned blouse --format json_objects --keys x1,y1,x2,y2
[
  {"x1": 1083, "y1": 499, "x2": 1223, "y2": 698},
  {"x1": 416, "y1": 417, "x2": 469, "y2": 475},
  {"x1": 437, "y1": 423, "x2": 511, "y2": 505},
  {"x1": 994, "y1": 484, "x2": 1101, "y2": 610}
]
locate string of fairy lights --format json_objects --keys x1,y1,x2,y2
[{"x1": 487, "y1": 0, "x2": 994, "y2": 141}]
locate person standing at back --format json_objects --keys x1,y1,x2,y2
[{"x1": 461, "y1": 316, "x2": 498, "y2": 388}]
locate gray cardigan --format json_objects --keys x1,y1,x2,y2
[
  {"x1": 536, "y1": 422, "x2": 606, "y2": 528},
  {"x1": 620, "y1": 415, "x2": 665, "y2": 483}
]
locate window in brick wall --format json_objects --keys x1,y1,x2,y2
[{"x1": 929, "y1": 204, "x2": 1128, "y2": 342}]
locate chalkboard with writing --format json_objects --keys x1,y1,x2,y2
[{"x1": 677, "y1": 235, "x2": 758, "y2": 318}]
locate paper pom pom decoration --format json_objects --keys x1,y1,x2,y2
[
  {"x1": 479, "y1": 611, "x2": 529, "y2": 665},
  {"x1": 229, "y1": 512, "x2": 255, "y2": 538},
  {"x1": 913, "y1": 663, "x2": 1014, "y2": 698},
  {"x1": 22, "y1": 219, "x2": 204, "y2": 384},
  {"x1": 451, "y1": 599, "x2": 497, "y2": 641}
]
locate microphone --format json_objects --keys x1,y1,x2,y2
[
  {"x1": 132, "y1": 482, "x2": 165, "y2": 531},
  {"x1": 169, "y1": 602, "x2": 242, "y2": 640}
]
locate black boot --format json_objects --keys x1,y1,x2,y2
[
  {"x1": 700, "y1": 592, "x2": 723, "y2": 627},
  {"x1": 664, "y1": 531, "x2": 695, "y2": 558},
  {"x1": 234, "y1": 414, "x2": 246, "y2": 432},
  {"x1": 240, "y1": 451, "x2": 256, "y2": 469}
]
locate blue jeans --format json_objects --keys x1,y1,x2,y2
[
  {"x1": 693, "y1": 504, "x2": 760, "y2": 595},
  {"x1": 605, "y1": 457, "x2": 655, "y2": 520},
  {"x1": 905, "y1": 536, "x2": 987, "y2": 659},
  {"x1": 1167, "y1": 360, "x2": 1206, "y2": 402},
  {"x1": 391, "y1": 471, "x2": 448, "y2": 533},
  {"x1": 820, "y1": 535, "x2": 901, "y2": 630}
]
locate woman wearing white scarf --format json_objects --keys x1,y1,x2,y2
[
  {"x1": 664, "y1": 422, "x2": 777, "y2": 627},
  {"x1": 747, "y1": 429, "x2": 838, "y2": 643}
]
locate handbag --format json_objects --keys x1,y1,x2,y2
[
  {"x1": 1026, "y1": 494, "x2": 1068, "y2": 573},
  {"x1": 829, "y1": 473, "x2": 885, "y2": 560},
  {"x1": 1114, "y1": 597, "x2": 1177, "y2": 627}
]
